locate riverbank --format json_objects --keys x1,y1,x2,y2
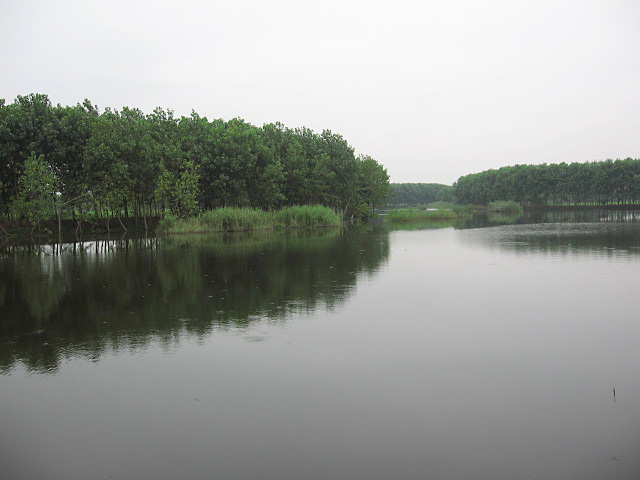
[{"x1": 0, "y1": 216, "x2": 157, "y2": 244}]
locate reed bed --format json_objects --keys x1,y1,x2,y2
[
  {"x1": 158, "y1": 206, "x2": 342, "y2": 234},
  {"x1": 386, "y1": 208, "x2": 458, "y2": 222}
]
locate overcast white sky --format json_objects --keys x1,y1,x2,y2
[{"x1": 1, "y1": 0, "x2": 639, "y2": 184}]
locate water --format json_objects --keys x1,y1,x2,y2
[{"x1": 1, "y1": 216, "x2": 640, "y2": 479}]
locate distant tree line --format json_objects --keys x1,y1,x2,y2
[
  {"x1": 0, "y1": 93, "x2": 390, "y2": 231},
  {"x1": 388, "y1": 183, "x2": 455, "y2": 205},
  {"x1": 454, "y1": 159, "x2": 640, "y2": 206}
]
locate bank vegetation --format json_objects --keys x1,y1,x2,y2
[{"x1": 0, "y1": 94, "x2": 390, "y2": 236}]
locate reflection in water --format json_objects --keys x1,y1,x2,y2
[
  {"x1": 460, "y1": 222, "x2": 640, "y2": 257},
  {"x1": 2, "y1": 212, "x2": 640, "y2": 480},
  {"x1": 463, "y1": 211, "x2": 524, "y2": 228},
  {"x1": 464, "y1": 207, "x2": 640, "y2": 228},
  {"x1": 527, "y1": 208, "x2": 640, "y2": 224},
  {"x1": 0, "y1": 229, "x2": 390, "y2": 374},
  {"x1": 380, "y1": 207, "x2": 640, "y2": 231}
]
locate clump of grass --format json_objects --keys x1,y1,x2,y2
[
  {"x1": 158, "y1": 205, "x2": 341, "y2": 234},
  {"x1": 487, "y1": 200, "x2": 523, "y2": 213},
  {"x1": 386, "y1": 205, "x2": 476, "y2": 223},
  {"x1": 199, "y1": 208, "x2": 274, "y2": 232},
  {"x1": 275, "y1": 205, "x2": 342, "y2": 228},
  {"x1": 425, "y1": 201, "x2": 454, "y2": 210},
  {"x1": 387, "y1": 208, "x2": 458, "y2": 222},
  {"x1": 452, "y1": 204, "x2": 476, "y2": 215}
]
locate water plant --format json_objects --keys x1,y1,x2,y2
[
  {"x1": 386, "y1": 206, "x2": 470, "y2": 223},
  {"x1": 157, "y1": 205, "x2": 342, "y2": 234},
  {"x1": 388, "y1": 208, "x2": 451, "y2": 222}
]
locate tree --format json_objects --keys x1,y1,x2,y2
[
  {"x1": 389, "y1": 183, "x2": 451, "y2": 205},
  {"x1": 174, "y1": 161, "x2": 200, "y2": 218},
  {"x1": 357, "y1": 155, "x2": 390, "y2": 217},
  {"x1": 12, "y1": 153, "x2": 58, "y2": 233},
  {"x1": 0, "y1": 93, "x2": 394, "y2": 226}
]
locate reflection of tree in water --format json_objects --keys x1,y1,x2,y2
[
  {"x1": 461, "y1": 223, "x2": 640, "y2": 257},
  {"x1": 0, "y1": 230, "x2": 390, "y2": 374},
  {"x1": 525, "y1": 208, "x2": 640, "y2": 224},
  {"x1": 461, "y1": 207, "x2": 640, "y2": 229}
]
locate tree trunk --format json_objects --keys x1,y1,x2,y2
[
  {"x1": 57, "y1": 205, "x2": 62, "y2": 247},
  {"x1": 141, "y1": 196, "x2": 148, "y2": 231},
  {"x1": 117, "y1": 215, "x2": 127, "y2": 232}
]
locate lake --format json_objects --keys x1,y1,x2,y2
[{"x1": 2, "y1": 211, "x2": 640, "y2": 479}]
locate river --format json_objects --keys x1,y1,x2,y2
[{"x1": 1, "y1": 211, "x2": 639, "y2": 479}]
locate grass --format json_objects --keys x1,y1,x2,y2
[
  {"x1": 487, "y1": 200, "x2": 524, "y2": 213},
  {"x1": 157, "y1": 205, "x2": 342, "y2": 234},
  {"x1": 386, "y1": 205, "x2": 473, "y2": 223},
  {"x1": 424, "y1": 201, "x2": 455, "y2": 210},
  {"x1": 274, "y1": 205, "x2": 343, "y2": 229}
]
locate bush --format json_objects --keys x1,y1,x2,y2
[{"x1": 156, "y1": 213, "x2": 177, "y2": 233}]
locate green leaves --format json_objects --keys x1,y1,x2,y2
[
  {"x1": 12, "y1": 153, "x2": 59, "y2": 228},
  {"x1": 454, "y1": 159, "x2": 640, "y2": 206},
  {"x1": 0, "y1": 94, "x2": 392, "y2": 228},
  {"x1": 389, "y1": 183, "x2": 450, "y2": 205}
]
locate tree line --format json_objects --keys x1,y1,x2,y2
[
  {"x1": 388, "y1": 183, "x2": 455, "y2": 205},
  {"x1": 0, "y1": 93, "x2": 390, "y2": 231},
  {"x1": 454, "y1": 159, "x2": 640, "y2": 206}
]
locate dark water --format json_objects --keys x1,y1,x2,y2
[{"x1": 2, "y1": 216, "x2": 640, "y2": 479}]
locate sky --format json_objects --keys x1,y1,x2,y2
[{"x1": 1, "y1": 0, "x2": 639, "y2": 184}]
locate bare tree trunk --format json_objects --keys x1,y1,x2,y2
[
  {"x1": 57, "y1": 205, "x2": 62, "y2": 249},
  {"x1": 142, "y1": 198, "x2": 148, "y2": 231},
  {"x1": 117, "y1": 215, "x2": 127, "y2": 232}
]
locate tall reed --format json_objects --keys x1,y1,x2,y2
[
  {"x1": 386, "y1": 208, "x2": 458, "y2": 222},
  {"x1": 158, "y1": 206, "x2": 342, "y2": 234}
]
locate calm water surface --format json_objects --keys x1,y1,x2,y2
[{"x1": 1, "y1": 217, "x2": 640, "y2": 479}]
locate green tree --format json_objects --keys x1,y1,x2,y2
[
  {"x1": 357, "y1": 155, "x2": 390, "y2": 217},
  {"x1": 12, "y1": 153, "x2": 59, "y2": 233},
  {"x1": 174, "y1": 161, "x2": 200, "y2": 218}
]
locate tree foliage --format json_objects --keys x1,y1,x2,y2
[
  {"x1": 454, "y1": 160, "x2": 640, "y2": 206},
  {"x1": 12, "y1": 153, "x2": 59, "y2": 230},
  {"x1": 0, "y1": 94, "x2": 390, "y2": 228},
  {"x1": 389, "y1": 183, "x2": 452, "y2": 205}
]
